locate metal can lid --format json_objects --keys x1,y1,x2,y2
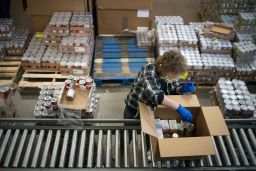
[
  {"x1": 44, "y1": 96, "x2": 52, "y2": 101},
  {"x1": 225, "y1": 104, "x2": 233, "y2": 110},
  {"x1": 79, "y1": 80, "x2": 86, "y2": 84},
  {"x1": 233, "y1": 106, "x2": 241, "y2": 111},
  {"x1": 51, "y1": 97, "x2": 58, "y2": 103},
  {"x1": 224, "y1": 99, "x2": 231, "y2": 105},
  {"x1": 44, "y1": 101, "x2": 51, "y2": 107},
  {"x1": 238, "y1": 100, "x2": 246, "y2": 105}
]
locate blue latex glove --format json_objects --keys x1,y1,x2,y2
[
  {"x1": 180, "y1": 82, "x2": 195, "y2": 93},
  {"x1": 176, "y1": 104, "x2": 193, "y2": 122}
]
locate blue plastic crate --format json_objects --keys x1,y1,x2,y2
[
  {"x1": 102, "y1": 44, "x2": 120, "y2": 49},
  {"x1": 103, "y1": 58, "x2": 121, "y2": 63},
  {"x1": 102, "y1": 48, "x2": 121, "y2": 53},
  {"x1": 103, "y1": 66, "x2": 121, "y2": 73},
  {"x1": 128, "y1": 52, "x2": 147, "y2": 58},
  {"x1": 102, "y1": 38, "x2": 120, "y2": 45}
]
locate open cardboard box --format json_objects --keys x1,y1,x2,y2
[{"x1": 139, "y1": 95, "x2": 229, "y2": 160}]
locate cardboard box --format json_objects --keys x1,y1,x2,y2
[
  {"x1": 139, "y1": 95, "x2": 229, "y2": 160},
  {"x1": 30, "y1": 15, "x2": 51, "y2": 32},
  {"x1": 96, "y1": 0, "x2": 152, "y2": 35},
  {"x1": 26, "y1": 0, "x2": 88, "y2": 15}
]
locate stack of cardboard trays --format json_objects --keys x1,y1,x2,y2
[{"x1": 139, "y1": 95, "x2": 229, "y2": 160}]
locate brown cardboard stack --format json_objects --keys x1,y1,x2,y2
[
  {"x1": 96, "y1": 0, "x2": 152, "y2": 34},
  {"x1": 139, "y1": 95, "x2": 229, "y2": 159},
  {"x1": 26, "y1": 0, "x2": 88, "y2": 32}
]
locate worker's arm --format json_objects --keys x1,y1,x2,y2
[
  {"x1": 161, "y1": 95, "x2": 179, "y2": 110},
  {"x1": 160, "y1": 95, "x2": 193, "y2": 122}
]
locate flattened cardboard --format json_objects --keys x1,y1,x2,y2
[
  {"x1": 158, "y1": 137, "x2": 215, "y2": 157},
  {"x1": 139, "y1": 102, "x2": 157, "y2": 137},
  {"x1": 201, "y1": 106, "x2": 230, "y2": 136},
  {"x1": 26, "y1": 0, "x2": 88, "y2": 15},
  {"x1": 96, "y1": 0, "x2": 152, "y2": 10}
]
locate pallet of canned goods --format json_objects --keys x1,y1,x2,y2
[
  {"x1": 216, "y1": 78, "x2": 255, "y2": 118},
  {"x1": 59, "y1": 35, "x2": 94, "y2": 55},
  {"x1": 70, "y1": 12, "x2": 93, "y2": 36},
  {"x1": 34, "y1": 78, "x2": 99, "y2": 119},
  {"x1": 234, "y1": 62, "x2": 255, "y2": 81},
  {"x1": 4, "y1": 29, "x2": 30, "y2": 56},
  {"x1": 47, "y1": 12, "x2": 72, "y2": 36},
  {"x1": 236, "y1": 12, "x2": 256, "y2": 33},
  {"x1": 233, "y1": 41, "x2": 256, "y2": 63},
  {"x1": 0, "y1": 18, "x2": 14, "y2": 39},
  {"x1": 21, "y1": 33, "x2": 46, "y2": 70},
  {"x1": 199, "y1": 35, "x2": 232, "y2": 54}
]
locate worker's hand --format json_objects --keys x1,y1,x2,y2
[
  {"x1": 180, "y1": 82, "x2": 195, "y2": 93},
  {"x1": 176, "y1": 104, "x2": 193, "y2": 122}
]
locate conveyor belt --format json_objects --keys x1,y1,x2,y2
[{"x1": 0, "y1": 118, "x2": 255, "y2": 170}]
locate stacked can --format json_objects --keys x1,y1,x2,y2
[
  {"x1": 21, "y1": 33, "x2": 46, "y2": 69},
  {"x1": 179, "y1": 47, "x2": 203, "y2": 70},
  {"x1": 249, "y1": 94, "x2": 256, "y2": 117},
  {"x1": 189, "y1": 22, "x2": 205, "y2": 33},
  {"x1": 60, "y1": 54, "x2": 89, "y2": 75},
  {"x1": 233, "y1": 41, "x2": 256, "y2": 63},
  {"x1": 70, "y1": 12, "x2": 93, "y2": 35},
  {"x1": 201, "y1": 53, "x2": 235, "y2": 70},
  {"x1": 60, "y1": 35, "x2": 93, "y2": 55},
  {"x1": 236, "y1": 32, "x2": 254, "y2": 42},
  {"x1": 42, "y1": 46, "x2": 63, "y2": 68},
  {"x1": 175, "y1": 25, "x2": 198, "y2": 45},
  {"x1": 199, "y1": 36, "x2": 232, "y2": 51},
  {"x1": 158, "y1": 46, "x2": 179, "y2": 56},
  {"x1": 64, "y1": 77, "x2": 98, "y2": 118},
  {"x1": 48, "y1": 12, "x2": 72, "y2": 35},
  {"x1": 33, "y1": 84, "x2": 62, "y2": 118},
  {"x1": 216, "y1": 78, "x2": 255, "y2": 118},
  {"x1": 155, "y1": 16, "x2": 184, "y2": 25},
  {"x1": 136, "y1": 31, "x2": 152, "y2": 47},
  {"x1": 0, "y1": 18, "x2": 14, "y2": 38},
  {"x1": 0, "y1": 44, "x2": 5, "y2": 59},
  {"x1": 220, "y1": 15, "x2": 237, "y2": 27},
  {"x1": 156, "y1": 25, "x2": 178, "y2": 45},
  {"x1": 5, "y1": 29, "x2": 30, "y2": 55},
  {"x1": 236, "y1": 12, "x2": 256, "y2": 32}
]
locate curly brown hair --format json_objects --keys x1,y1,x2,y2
[{"x1": 155, "y1": 50, "x2": 188, "y2": 76}]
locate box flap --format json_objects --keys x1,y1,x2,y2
[
  {"x1": 158, "y1": 137, "x2": 215, "y2": 157},
  {"x1": 139, "y1": 102, "x2": 157, "y2": 137},
  {"x1": 97, "y1": 0, "x2": 152, "y2": 10},
  {"x1": 201, "y1": 106, "x2": 230, "y2": 136},
  {"x1": 159, "y1": 95, "x2": 200, "y2": 108}
]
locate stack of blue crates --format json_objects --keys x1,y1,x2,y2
[{"x1": 94, "y1": 36, "x2": 155, "y2": 85}]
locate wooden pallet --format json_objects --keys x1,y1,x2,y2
[
  {"x1": 0, "y1": 60, "x2": 22, "y2": 86},
  {"x1": 18, "y1": 70, "x2": 70, "y2": 90}
]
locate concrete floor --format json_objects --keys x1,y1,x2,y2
[{"x1": 13, "y1": 84, "x2": 214, "y2": 118}]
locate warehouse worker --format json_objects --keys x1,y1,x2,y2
[{"x1": 124, "y1": 50, "x2": 195, "y2": 122}]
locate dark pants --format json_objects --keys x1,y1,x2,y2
[
  {"x1": 0, "y1": 0, "x2": 11, "y2": 18},
  {"x1": 123, "y1": 105, "x2": 150, "y2": 150}
]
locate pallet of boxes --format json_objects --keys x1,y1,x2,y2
[{"x1": 19, "y1": 12, "x2": 94, "y2": 90}]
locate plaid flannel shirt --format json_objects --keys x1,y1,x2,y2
[{"x1": 125, "y1": 63, "x2": 180, "y2": 112}]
